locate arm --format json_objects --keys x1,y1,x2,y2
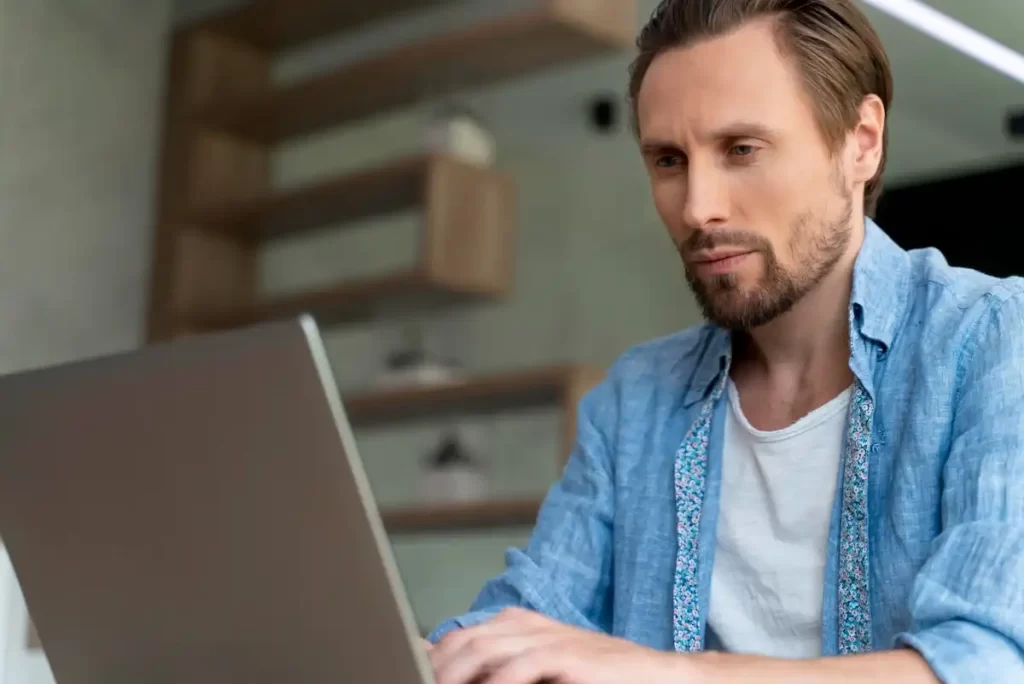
[
  {"x1": 427, "y1": 367, "x2": 620, "y2": 642},
  {"x1": 889, "y1": 291, "x2": 1024, "y2": 682},
  {"x1": 685, "y1": 649, "x2": 936, "y2": 682}
]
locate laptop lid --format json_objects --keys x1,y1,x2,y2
[{"x1": 0, "y1": 316, "x2": 433, "y2": 684}]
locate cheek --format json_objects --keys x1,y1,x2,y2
[
  {"x1": 729, "y1": 166, "x2": 810, "y2": 263},
  {"x1": 728, "y1": 167, "x2": 792, "y2": 221},
  {"x1": 725, "y1": 167, "x2": 808, "y2": 268},
  {"x1": 651, "y1": 178, "x2": 687, "y2": 244}
]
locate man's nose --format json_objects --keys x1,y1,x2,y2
[{"x1": 681, "y1": 164, "x2": 729, "y2": 231}]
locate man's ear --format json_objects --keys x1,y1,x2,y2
[{"x1": 850, "y1": 94, "x2": 886, "y2": 184}]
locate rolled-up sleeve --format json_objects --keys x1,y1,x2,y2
[
  {"x1": 427, "y1": 364, "x2": 621, "y2": 643},
  {"x1": 895, "y1": 290, "x2": 1024, "y2": 681}
]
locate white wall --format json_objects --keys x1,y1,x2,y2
[
  {"x1": 0, "y1": 0, "x2": 170, "y2": 680},
  {"x1": 0, "y1": 550, "x2": 15, "y2": 681},
  {"x1": 1, "y1": 549, "x2": 43, "y2": 684}
]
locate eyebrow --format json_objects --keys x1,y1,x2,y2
[
  {"x1": 707, "y1": 121, "x2": 776, "y2": 141},
  {"x1": 640, "y1": 121, "x2": 777, "y2": 153}
]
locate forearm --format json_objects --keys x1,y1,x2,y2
[{"x1": 686, "y1": 649, "x2": 938, "y2": 684}]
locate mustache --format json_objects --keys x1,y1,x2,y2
[{"x1": 678, "y1": 229, "x2": 770, "y2": 259}]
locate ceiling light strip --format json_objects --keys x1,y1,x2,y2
[{"x1": 861, "y1": 0, "x2": 1024, "y2": 86}]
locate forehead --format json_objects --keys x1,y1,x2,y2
[{"x1": 636, "y1": 18, "x2": 817, "y2": 141}]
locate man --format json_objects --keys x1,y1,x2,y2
[{"x1": 424, "y1": 1, "x2": 1024, "y2": 682}]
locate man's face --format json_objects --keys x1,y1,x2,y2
[{"x1": 637, "y1": 19, "x2": 857, "y2": 330}]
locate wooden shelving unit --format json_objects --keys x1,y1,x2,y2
[
  {"x1": 345, "y1": 364, "x2": 604, "y2": 462},
  {"x1": 196, "y1": 1, "x2": 637, "y2": 143},
  {"x1": 192, "y1": 0, "x2": 443, "y2": 51},
  {"x1": 150, "y1": 0, "x2": 632, "y2": 341},
  {"x1": 189, "y1": 153, "x2": 447, "y2": 238},
  {"x1": 382, "y1": 498, "x2": 542, "y2": 534},
  {"x1": 190, "y1": 270, "x2": 471, "y2": 331},
  {"x1": 184, "y1": 154, "x2": 514, "y2": 331},
  {"x1": 148, "y1": 0, "x2": 634, "y2": 532},
  {"x1": 358, "y1": 364, "x2": 603, "y2": 532}
]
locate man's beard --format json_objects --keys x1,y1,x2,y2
[{"x1": 682, "y1": 192, "x2": 854, "y2": 331}]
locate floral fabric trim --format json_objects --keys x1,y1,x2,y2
[
  {"x1": 838, "y1": 383, "x2": 873, "y2": 654},
  {"x1": 671, "y1": 378, "x2": 727, "y2": 652}
]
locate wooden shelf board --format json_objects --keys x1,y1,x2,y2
[
  {"x1": 187, "y1": 269, "x2": 493, "y2": 331},
  {"x1": 382, "y1": 498, "x2": 542, "y2": 533},
  {"x1": 189, "y1": 0, "x2": 444, "y2": 52},
  {"x1": 198, "y1": 4, "x2": 634, "y2": 143},
  {"x1": 345, "y1": 365, "x2": 587, "y2": 425},
  {"x1": 189, "y1": 155, "x2": 431, "y2": 238}
]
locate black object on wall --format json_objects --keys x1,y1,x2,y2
[
  {"x1": 588, "y1": 93, "x2": 620, "y2": 134},
  {"x1": 874, "y1": 162, "x2": 1024, "y2": 278},
  {"x1": 1008, "y1": 108, "x2": 1024, "y2": 139}
]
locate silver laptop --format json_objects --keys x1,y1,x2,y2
[{"x1": 0, "y1": 316, "x2": 435, "y2": 684}]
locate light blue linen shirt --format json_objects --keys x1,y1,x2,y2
[{"x1": 428, "y1": 219, "x2": 1024, "y2": 683}]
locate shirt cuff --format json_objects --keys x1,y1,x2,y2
[
  {"x1": 426, "y1": 609, "x2": 501, "y2": 644},
  {"x1": 895, "y1": 619, "x2": 1024, "y2": 683}
]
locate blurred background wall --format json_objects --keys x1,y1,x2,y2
[
  {"x1": 0, "y1": 1, "x2": 170, "y2": 681},
  {"x1": 0, "y1": 0, "x2": 168, "y2": 375},
  {"x1": 1, "y1": 1, "x2": 1022, "y2": 681}
]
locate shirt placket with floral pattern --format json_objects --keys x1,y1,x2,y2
[{"x1": 671, "y1": 374, "x2": 874, "y2": 655}]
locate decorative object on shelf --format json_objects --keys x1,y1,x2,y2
[
  {"x1": 424, "y1": 103, "x2": 496, "y2": 168},
  {"x1": 417, "y1": 426, "x2": 488, "y2": 505},
  {"x1": 375, "y1": 322, "x2": 461, "y2": 390}
]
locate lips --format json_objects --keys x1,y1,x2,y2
[
  {"x1": 688, "y1": 249, "x2": 756, "y2": 276},
  {"x1": 689, "y1": 249, "x2": 755, "y2": 265}
]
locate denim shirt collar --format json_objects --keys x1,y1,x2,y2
[
  {"x1": 682, "y1": 218, "x2": 910, "y2": 408},
  {"x1": 851, "y1": 218, "x2": 911, "y2": 352}
]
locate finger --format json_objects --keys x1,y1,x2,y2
[
  {"x1": 433, "y1": 609, "x2": 538, "y2": 667},
  {"x1": 421, "y1": 637, "x2": 434, "y2": 652},
  {"x1": 486, "y1": 647, "x2": 563, "y2": 684},
  {"x1": 432, "y1": 634, "x2": 537, "y2": 684}
]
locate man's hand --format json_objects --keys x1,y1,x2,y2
[
  {"x1": 424, "y1": 609, "x2": 940, "y2": 684},
  {"x1": 427, "y1": 607, "x2": 688, "y2": 684}
]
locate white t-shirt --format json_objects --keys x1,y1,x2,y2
[{"x1": 707, "y1": 380, "x2": 851, "y2": 658}]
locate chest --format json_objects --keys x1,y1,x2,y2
[
  {"x1": 728, "y1": 365, "x2": 856, "y2": 433},
  {"x1": 607, "y1": 381, "x2": 947, "y2": 653}
]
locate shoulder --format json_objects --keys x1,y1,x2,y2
[
  {"x1": 575, "y1": 324, "x2": 718, "y2": 465},
  {"x1": 901, "y1": 247, "x2": 1024, "y2": 348},
  {"x1": 583, "y1": 322, "x2": 721, "y2": 419},
  {"x1": 608, "y1": 324, "x2": 715, "y2": 379},
  {"x1": 906, "y1": 247, "x2": 1024, "y2": 310}
]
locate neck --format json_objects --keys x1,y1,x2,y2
[{"x1": 736, "y1": 217, "x2": 865, "y2": 378}]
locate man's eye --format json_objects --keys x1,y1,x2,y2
[
  {"x1": 730, "y1": 145, "x2": 757, "y2": 157},
  {"x1": 656, "y1": 155, "x2": 682, "y2": 168}
]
